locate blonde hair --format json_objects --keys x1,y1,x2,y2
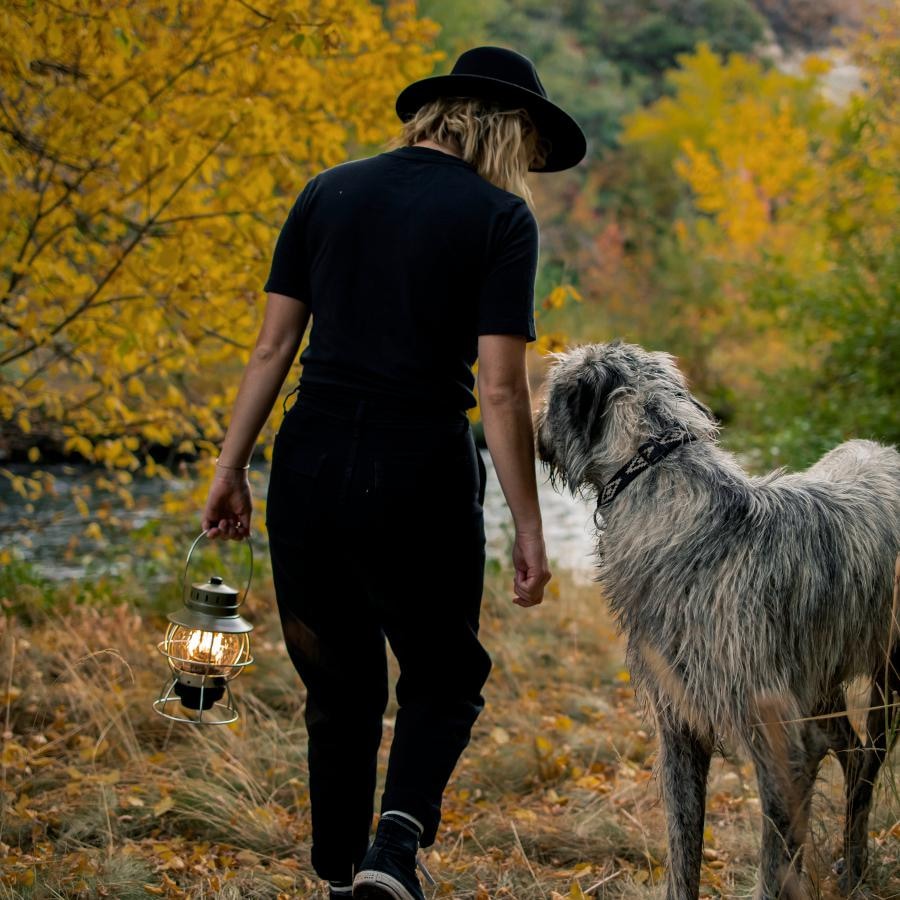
[{"x1": 385, "y1": 96, "x2": 549, "y2": 211}]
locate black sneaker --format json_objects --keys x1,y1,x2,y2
[
  {"x1": 353, "y1": 816, "x2": 426, "y2": 900},
  {"x1": 329, "y1": 882, "x2": 353, "y2": 900}
]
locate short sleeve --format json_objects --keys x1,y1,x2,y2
[
  {"x1": 476, "y1": 198, "x2": 539, "y2": 341},
  {"x1": 262, "y1": 178, "x2": 317, "y2": 300}
]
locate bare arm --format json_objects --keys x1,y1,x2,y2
[
  {"x1": 202, "y1": 292, "x2": 311, "y2": 539},
  {"x1": 478, "y1": 334, "x2": 551, "y2": 606}
]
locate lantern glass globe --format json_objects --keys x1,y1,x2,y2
[{"x1": 165, "y1": 624, "x2": 250, "y2": 680}]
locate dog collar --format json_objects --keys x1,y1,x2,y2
[{"x1": 596, "y1": 430, "x2": 696, "y2": 510}]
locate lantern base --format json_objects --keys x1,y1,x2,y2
[
  {"x1": 174, "y1": 677, "x2": 225, "y2": 710},
  {"x1": 153, "y1": 676, "x2": 240, "y2": 725}
]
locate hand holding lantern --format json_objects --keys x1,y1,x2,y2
[{"x1": 153, "y1": 530, "x2": 254, "y2": 724}]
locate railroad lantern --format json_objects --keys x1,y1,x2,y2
[{"x1": 153, "y1": 531, "x2": 253, "y2": 724}]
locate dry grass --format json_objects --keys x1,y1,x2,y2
[{"x1": 0, "y1": 565, "x2": 897, "y2": 899}]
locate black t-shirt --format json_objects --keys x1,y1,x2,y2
[{"x1": 263, "y1": 144, "x2": 539, "y2": 414}]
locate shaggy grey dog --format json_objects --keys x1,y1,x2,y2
[{"x1": 535, "y1": 341, "x2": 900, "y2": 900}]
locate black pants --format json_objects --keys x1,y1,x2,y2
[{"x1": 265, "y1": 386, "x2": 492, "y2": 884}]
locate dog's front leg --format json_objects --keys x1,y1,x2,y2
[{"x1": 657, "y1": 712, "x2": 713, "y2": 900}]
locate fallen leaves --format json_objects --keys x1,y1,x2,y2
[
  {"x1": 153, "y1": 795, "x2": 175, "y2": 817},
  {"x1": 491, "y1": 726, "x2": 510, "y2": 745},
  {"x1": 0, "y1": 570, "x2": 898, "y2": 899}
]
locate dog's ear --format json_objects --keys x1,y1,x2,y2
[
  {"x1": 567, "y1": 363, "x2": 622, "y2": 443},
  {"x1": 570, "y1": 372, "x2": 595, "y2": 431}
]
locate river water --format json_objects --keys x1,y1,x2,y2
[
  {"x1": 0, "y1": 453, "x2": 599, "y2": 583},
  {"x1": 481, "y1": 452, "x2": 598, "y2": 579}
]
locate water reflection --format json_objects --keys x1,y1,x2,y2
[{"x1": 482, "y1": 451, "x2": 597, "y2": 582}]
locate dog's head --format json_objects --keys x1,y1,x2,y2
[{"x1": 535, "y1": 341, "x2": 718, "y2": 493}]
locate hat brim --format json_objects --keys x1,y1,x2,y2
[{"x1": 395, "y1": 74, "x2": 587, "y2": 173}]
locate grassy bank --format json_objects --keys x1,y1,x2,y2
[{"x1": 0, "y1": 562, "x2": 897, "y2": 899}]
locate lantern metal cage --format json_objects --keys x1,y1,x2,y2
[{"x1": 153, "y1": 530, "x2": 254, "y2": 725}]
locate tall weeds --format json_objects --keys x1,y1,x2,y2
[{"x1": 0, "y1": 567, "x2": 897, "y2": 898}]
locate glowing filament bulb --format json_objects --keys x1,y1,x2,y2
[
  {"x1": 166, "y1": 625, "x2": 249, "y2": 678},
  {"x1": 186, "y1": 628, "x2": 228, "y2": 663}
]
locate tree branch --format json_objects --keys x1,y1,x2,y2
[{"x1": 0, "y1": 123, "x2": 236, "y2": 367}]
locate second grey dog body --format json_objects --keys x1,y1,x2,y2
[{"x1": 536, "y1": 341, "x2": 900, "y2": 900}]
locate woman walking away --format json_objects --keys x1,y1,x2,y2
[{"x1": 201, "y1": 46, "x2": 587, "y2": 900}]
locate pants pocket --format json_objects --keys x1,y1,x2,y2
[{"x1": 265, "y1": 432, "x2": 328, "y2": 532}]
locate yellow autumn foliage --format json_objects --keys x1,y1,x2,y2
[
  {"x1": 0, "y1": 0, "x2": 442, "y2": 477},
  {"x1": 620, "y1": 43, "x2": 840, "y2": 397},
  {"x1": 620, "y1": 14, "x2": 898, "y2": 457},
  {"x1": 624, "y1": 42, "x2": 835, "y2": 271},
  {"x1": 675, "y1": 98, "x2": 824, "y2": 259}
]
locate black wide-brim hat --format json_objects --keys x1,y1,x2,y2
[{"x1": 395, "y1": 46, "x2": 587, "y2": 173}]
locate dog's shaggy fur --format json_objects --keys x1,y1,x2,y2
[{"x1": 535, "y1": 341, "x2": 900, "y2": 900}]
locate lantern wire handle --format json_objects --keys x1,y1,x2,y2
[{"x1": 182, "y1": 528, "x2": 254, "y2": 607}]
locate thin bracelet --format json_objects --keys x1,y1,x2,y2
[{"x1": 215, "y1": 457, "x2": 250, "y2": 470}]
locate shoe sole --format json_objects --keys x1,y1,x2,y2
[{"x1": 353, "y1": 870, "x2": 421, "y2": 900}]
